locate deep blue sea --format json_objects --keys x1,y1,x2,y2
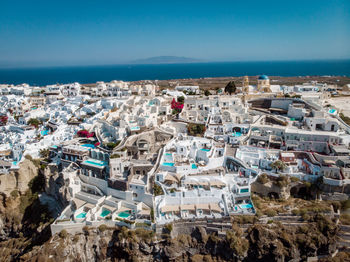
[{"x1": 0, "y1": 60, "x2": 349, "y2": 86}]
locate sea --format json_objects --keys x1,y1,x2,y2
[{"x1": 0, "y1": 59, "x2": 349, "y2": 86}]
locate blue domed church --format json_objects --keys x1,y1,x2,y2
[{"x1": 257, "y1": 75, "x2": 271, "y2": 92}]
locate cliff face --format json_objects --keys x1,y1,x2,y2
[
  {"x1": 0, "y1": 162, "x2": 72, "y2": 261},
  {"x1": 0, "y1": 163, "x2": 341, "y2": 262},
  {"x1": 0, "y1": 160, "x2": 38, "y2": 197},
  {"x1": 19, "y1": 218, "x2": 338, "y2": 262},
  {"x1": 43, "y1": 164, "x2": 72, "y2": 210}
]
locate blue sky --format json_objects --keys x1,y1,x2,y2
[{"x1": 0, "y1": 0, "x2": 349, "y2": 67}]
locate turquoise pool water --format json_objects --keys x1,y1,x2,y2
[
  {"x1": 191, "y1": 163, "x2": 198, "y2": 169},
  {"x1": 83, "y1": 160, "x2": 106, "y2": 167},
  {"x1": 76, "y1": 212, "x2": 87, "y2": 218},
  {"x1": 40, "y1": 130, "x2": 49, "y2": 136},
  {"x1": 165, "y1": 153, "x2": 172, "y2": 156},
  {"x1": 233, "y1": 132, "x2": 242, "y2": 137},
  {"x1": 201, "y1": 148, "x2": 210, "y2": 152},
  {"x1": 329, "y1": 109, "x2": 336, "y2": 114},
  {"x1": 82, "y1": 144, "x2": 95, "y2": 149},
  {"x1": 163, "y1": 162, "x2": 174, "y2": 167},
  {"x1": 240, "y1": 188, "x2": 249, "y2": 193},
  {"x1": 240, "y1": 204, "x2": 253, "y2": 209},
  {"x1": 118, "y1": 211, "x2": 131, "y2": 218},
  {"x1": 12, "y1": 161, "x2": 18, "y2": 166},
  {"x1": 130, "y1": 126, "x2": 140, "y2": 131},
  {"x1": 100, "y1": 210, "x2": 111, "y2": 217}
]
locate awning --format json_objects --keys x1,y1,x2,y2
[
  {"x1": 210, "y1": 180, "x2": 226, "y2": 187},
  {"x1": 181, "y1": 204, "x2": 195, "y2": 211},
  {"x1": 161, "y1": 205, "x2": 180, "y2": 213},
  {"x1": 139, "y1": 209, "x2": 151, "y2": 215},
  {"x1": 72, "y1": 198, "x2": 86, "y2": 209},
  {"x1": 196, "y1": 203, "x2": 210, "y2": 210},
  {"x1": 210, "y1": 203, "x2": 223, "y2": 213},
  {"x1": 164, "y1": 174, "x2": 177, "y2": 183},
  {"x1": 184, "y1": 180, "x2": 198, "y2": 185}
]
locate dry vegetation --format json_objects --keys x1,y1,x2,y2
[
  {"x1": 132, "y1": 76, "x2": 350, "y2": 92},
  {"x1": 252, "y1": 194, "x2": 333, "y2": 218}
]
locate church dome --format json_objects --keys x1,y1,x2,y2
[{"x1": 258, "y1": 75, "x2": 269, "y2": 80}]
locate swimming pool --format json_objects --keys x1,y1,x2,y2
[
  {"x1": 100, "y1": 209, "x2": 111, "y2": 217},
  {"x1": 164, "y1": 153, "x2": 173, "y2": 162},
  {"x1": 118, "y1": 211, "x2": 131, "y2": 219},
  {"x1": 162, "y1": 162, "x2": 174, "y2": 167},
  {"x1": 130, "y1": 126, "x2": 140, "y2": 131},
  {"x1": 76, "y1": 212, "x2": 87, "y2": 219},
  {"x1": 83, "y1": 159, "x2": 106, "y2": 167},
  {"x1": 201, "y1": 148, "x2": 210, "y2": 152},
  {"x1": 82, "y1": 144, "x2": 95, "y2": 149},
  {"x1": 40, "y1": 130, "x2": 49, "y2": 136},
  {"x1": 232, "y1": 132, "x2": 242, "y2": 137},
  {"x1": 191, "y1": 163, "x2": 198, "y2": 169},
  {"x1": 240, "y1": 188, "x2": 249, "y2": 193},
  {"x1": 328, "y1": 109, "x2": 337, "y2": 114},
  {"x1": 239, "y1": 204, "x2": 253, "y2": 209}
]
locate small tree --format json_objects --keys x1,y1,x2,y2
[
  {"x1": 270, "y1": 160, "x2": 287, "y2": 172},
  {"x1": 177, "y1": 96, "x2": 184, "y2": 104},
  {"x1": 0, "y1": 115, "x2": 8, "y2": 126},
  {"x1": 224, "y1": 81, "x2": 236, "y2": 95},
  {"x1": 59, "y1": 229, "x2": 68, "y2": 238},
  {"x1": 204, "y1": 90, "x2": 210, "y2": 96},
  {"x1": 153, "y1": 183, "x2": 164, "y2": 196},
  {"x1": 164, "y1": 223, "x2": 173, "y2": 233},
  {"x1": 39, "y1": 148, "x2": 50, "y2": 159},
  {"x1": 106, "y1": 142, "x2": 117, "y2": 149},
  {"x1": 27, "y1": 118, "x2": 41, "y2": 128}
]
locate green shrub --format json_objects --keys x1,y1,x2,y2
[
  {"x1": 39, "y1": 148, "x2": 50, "y2": 158},
  {"x1": 340, "y1": 214, "x2": 350, "y2": 225},
  {"x1": 291, "y1": 176, "x2": 300, "y2": 182},
  {"x1": 341, "y1": 199, "x2": 350, "y2": 210},
  {"x1": 187, "y1": 123, "x2": 206, "y2": 136},
  {"x1": 266, "y1": 209, "x2": 277, "y2": 217},
  {"x1": 82, "y1": 226, "x2": 89, "y2": 235},
  {"x1": 98, "y1": 224, "x2": 108, "y2": 232},
  {"x1": 27, "y1": 118, "x2": 41, "y2": 128},
  {"x1": 164, "y1": 223, "x2": 173, "y2": 233},
  {"x1": 292, "y1": 209, "x2": 299, "y2": 216},
  {"x1": 106, "y1": 142, "x2": 117, "y2": 149},
  {"x1": 257, "y1": 174, "x2": 269, "y2": 184},
  {"x1": 10, "y1": 190, "x2": 19, "y2": 199},
  {"x1": 302, "y1": 213, "x2": 310, "y2": 221},
  {"x1": 153, "y1": 183, "x2": 164, "y2": 196},
  {"x1": 150, "y1": 208, "x2": 155, "y2": 223},
  {"x1": 299, "y1": 208, "x2": 307, "y2": 216},
  {"x1": 59, "y1": 229, "x2": 68, "y2": 239},
  {"x1": 73, "y1": 235, "x2": 80, "y2": 243},
  {"x1": 24, "y1": 154, "x2": 33, "y2": 161}
]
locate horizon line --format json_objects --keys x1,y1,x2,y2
[{"x1": 0, "y1": 57, "x2": 350, "y2": 70}]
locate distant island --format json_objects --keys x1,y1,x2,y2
[{"x1": 130, "y1": 56, "x2": 202, "y2": 64}]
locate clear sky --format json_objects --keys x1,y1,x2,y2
[{"x1": 0, "y1": 0, "x2": 349, "y2": 67}]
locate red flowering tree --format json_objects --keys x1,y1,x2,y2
[
  {"x1": 77, "y1": 130, "x2": 95, "y2": 138},
  {"x1": 171, "y1": 98, "x2": 184, "y2": 115},
  {"x1": 0, "y1": 116, "x2": 8, "y2": 126}
]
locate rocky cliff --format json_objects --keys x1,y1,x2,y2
[
  {"x1": 18, "y1": 215, "x2": 339, "y2": 262},
  {"x1": 0, "y1": 160, "x2": 38, "y2": 197}
]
